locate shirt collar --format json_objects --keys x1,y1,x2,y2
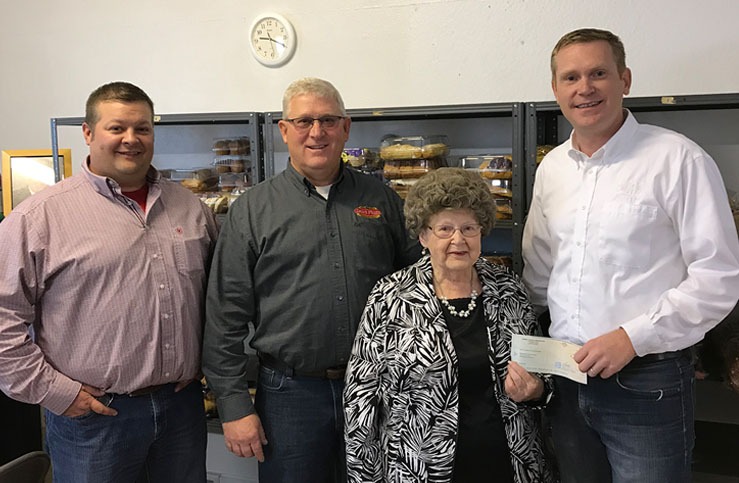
[
  {"x1": 82, "y1": 157, "x2": 160, "y2": 199},
  {"x1": 567, "y1": 109, "x2": 639, "y2": 164},
  {"x1": 284, "y1": 158, "x2": 346, "y2": 196}
]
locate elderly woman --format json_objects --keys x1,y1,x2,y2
[{"x1": 344, "y1": 168, "x2": 555, "y2": 483}]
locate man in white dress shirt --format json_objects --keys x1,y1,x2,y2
[{"x1": 522, "y1": 28, "x2": 739, "y2": 483}]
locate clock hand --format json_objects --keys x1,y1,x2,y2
[{"x1": 265, "y1": 32, "x2": 276, "y2": 54}]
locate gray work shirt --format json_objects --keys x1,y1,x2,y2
[{"x1": 203, "y1": 161, "x2": 420, "y2": 421}]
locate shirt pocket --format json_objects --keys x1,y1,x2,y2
[
  {"x1": 351, "y1": 217, "x2": 394, "y2": 272},
  {"x1": 173, "y1": 224, "x2": 211, "y2": 277},
  {"x1": 598, "y1": 200, "x2": 658, "y2": 269}
]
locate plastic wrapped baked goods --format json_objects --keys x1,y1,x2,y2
[
  {"x1": 383, "y1": 158, "x2": 444, "y2": 179},
  {"x1": 342, "y1": 148, "x2": 380, "y2": 169},
  {"x1": 387, "y1": 179, "x2": 418, "y2": 199},
  {"x1": 213, "y1": 156, "x2": 249, "y2": 174},
  {"x1": 218, "y1": 172, "x2": 251, "y2": 191},
  {"x1": 495, "y1": 198, "x2": 513, "y2": 220},
  {"x1": 213, "y1": 137, "x2": 250, "y2": 156},
  {"x1": 380, "y1": 135, "x2": 449, "y2": 161},
  {"x1": 200, "y1": 193, "x2": 230, "y2": 214},
  {"x1": 536, "y1": 145, "x2": 555, "y2": 164},
  {"x1": 461, "y1": 155, "x2": 512, "y2": 180},
  {"x1": 163, "y1": 168, "x2": 219, "y2": 192},
  {"x1": 486, "y1": 178, "x2": 512, "y2": 198}
]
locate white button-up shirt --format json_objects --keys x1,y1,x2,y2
[{"x1": 522, "y1": 111, "x2": 739, "y2": 356}]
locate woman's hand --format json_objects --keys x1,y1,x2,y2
[{"x1": 504, "y1": 361, "x2": 544, "y2": 402}]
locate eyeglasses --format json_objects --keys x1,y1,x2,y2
[
  {"x1": 427, "y1": 224, "x2": 482, "y2": 239},
  {"x1": 284, "y1": 115, "x2": 345, "y2": 131}
]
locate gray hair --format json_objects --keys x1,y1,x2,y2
[
  {"x1": 404, "y1": 167, "x2": 496, "y2": 239},
  {"x1": 282, "y1": 77, "x2": 347, "y2": 118}
]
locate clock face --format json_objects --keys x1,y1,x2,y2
[{"x1": 250, "y1": 14, "x2": 296, "y2": 67}]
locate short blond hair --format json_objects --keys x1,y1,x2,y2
[{"x1": 551, "y1": 28, "x2": 627, "y2": 79}]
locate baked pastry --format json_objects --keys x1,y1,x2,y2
[
  {"x1": 380, "y1": 144, "x2": 423, "y2": 160},
  {"x1": 421, "y1": 143, "x2": 448, "y2": 159},
  {"x1": 490, "y1": 186, "x2": 513, "y2": 197},
  {"x1": 213, "y1": 140, "x2": 229, "y2": 155},
  {"x1": 479, "y1": 156, "x2": 512, "y2": 179}
]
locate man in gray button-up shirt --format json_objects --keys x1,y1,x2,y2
[{"x1": 203, "y1": 77, "x2": 419, "y2": 482}]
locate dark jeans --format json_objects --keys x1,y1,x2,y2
[
  {"x1": 255, "y1": 365, "x2": 346, "y2": 483},
  {"x1": 547, "y1": 355, "x2": 695, "y2": 483},
  {"x1": 45, "y1": 381, "x2": 206, "y2": 483}
]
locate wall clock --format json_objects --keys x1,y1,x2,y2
[{"x1": 249, "y1": 13, "x2": 296, "y2": 67}]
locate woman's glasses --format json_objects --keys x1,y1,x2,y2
[{"x1": 427, "y1": 224, "x2": 482, "y2": 239}]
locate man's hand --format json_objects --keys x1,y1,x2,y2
[
  {"x1": 223, "y1": 414, "x2": 269, "y2": 462},
  {"x1": 504, "y1": 361, "x2": 545, "y2": 402},
  {"x1": 62, "y1": 384, "x2": 118, "y2": 418},
  {"x1": 575, "y1": 327, "x2": 637, "y2": 379}
]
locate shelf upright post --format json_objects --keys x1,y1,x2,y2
[{"x1": 50, "y1": 118, "x2": 62, "y2": 183}]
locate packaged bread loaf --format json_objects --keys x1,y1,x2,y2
[{"x1": 380, "y1": 135, "x2": 449, "y2": 161}]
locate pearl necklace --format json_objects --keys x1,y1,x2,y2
[
  {"x1": 436, "y1": 271, "x2": 479, "y2": 318},
  {"x1": 439, "y1": 290, "x2": 479, "y2": 318}
]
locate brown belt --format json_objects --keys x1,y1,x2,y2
[{"x1": 258, "y1": 353, "x2": 347, "y2": 380}]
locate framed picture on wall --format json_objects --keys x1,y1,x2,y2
[{"x1": 1, "y1": 149, "x2": 72, "y2": 216}]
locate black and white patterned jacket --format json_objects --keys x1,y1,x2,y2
[{"x1": 344, "y1": 255, "x2": 556, "y2": 483}]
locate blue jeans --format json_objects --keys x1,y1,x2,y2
[
  {"x1": 45, "y1": 381, "x2": 206, "y2": 483},
  {"x1": 255, "y1": 365, "x2": 346, "y2": 483},
  {"x1": 546, "y1": 355, "x2": 695, "y2": 483}
]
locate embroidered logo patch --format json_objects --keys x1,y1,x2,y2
[{"x1": 354, "y1": 206, "x2": 382, "y2": 219}]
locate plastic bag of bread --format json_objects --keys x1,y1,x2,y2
[
  {"x1": 460, "y1": 154, "x2": 512, "y2": 180},
  {"x1": 380, "y1": 135, "x2": 449, "y2": 161}
]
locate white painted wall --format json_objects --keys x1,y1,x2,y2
[{"x1": 1, "y1": 0, "x2": 738, "y2": 155}]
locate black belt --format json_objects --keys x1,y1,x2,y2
[
  {"x1": 631, "y1": 347, "x2": 695, "y2": 366},
  {"x1": 258, "y1": 353, "x2": 347, "y2": 380},
  {"x1": 121, "y1": 383, "x2": 178, "y2": 397}
]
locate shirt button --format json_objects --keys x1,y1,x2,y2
[
  {"x1": 334, "y1": 262, "x2": 340, "y2": 269},
  {"x1": 164, "y1": 372, "x2": 170, "y2": 377},
  {"x1": 330, "y1": 232, "x2": 337, "y2": 238},
  {"x1": 152, "y1": 254, "x2": 159, "y2": 259},
  {"x1": 337, "y1": 295, "x2": 344, "y2": 302},
  {"x1": 159, "y1": 284, "x2": 165, "y2": 290},
  {"x1": 165, "y1": 343, "x2": 171, "y2": 349},
  {"x1": 576, "y1": 242, "x2": 582, "y2": 247},
  {"x1": 162, "y1": 313, "x2": 170, "y2": 319}
]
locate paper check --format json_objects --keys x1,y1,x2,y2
[{"x1": 511, "y1": 334, "x2": 587, "y2": 384}]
